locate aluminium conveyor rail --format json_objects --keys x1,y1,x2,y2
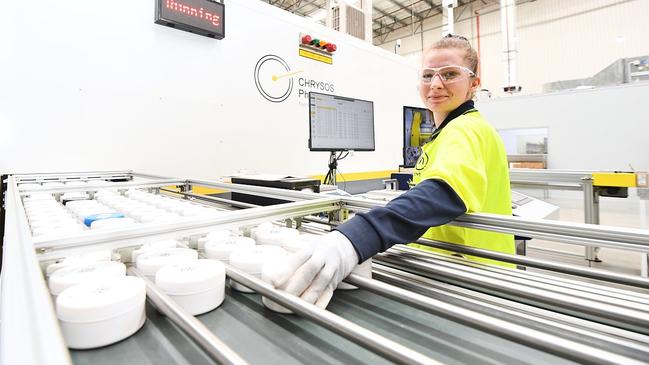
[
  {"x1": 127, "y1": 267, "x2": 249, "y2": 365},
  {"x1": 368, "y1": 265, "x2": 649, "y2": 358},
  {"x1": 5, "y1": 170, "x2": 649, "y2": 365},
  {"x1": 346, "y1": 273, "x2": 649, "y2": 365},
  {"x1": 340, "y1": 195, "x2": 649, "y2": 259},
  {"x1": 374, "y1": 246, "x2": 649, "y2": 335}
]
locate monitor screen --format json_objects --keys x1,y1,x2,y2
[
  {"x1": 309, "y1": 92, "x2": 375, "y2": 151},
  {"x1": 403, "y1": 106, "x2": 435, "y2": 167}
]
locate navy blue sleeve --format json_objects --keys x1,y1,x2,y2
[{"x1": 335, "y1": 179, "x2": 466, "y2": 262}]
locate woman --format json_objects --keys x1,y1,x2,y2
[{"x1": 263, "y1": 34, "x2": 514, "y2": 309}]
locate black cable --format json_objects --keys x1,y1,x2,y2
[{"x1": 324, "y1": 151, "x2": 351, "y2": 186}]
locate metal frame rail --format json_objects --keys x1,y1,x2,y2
[
  {"x1": 4, "y1": 171, "x2": 649, "y2": 365},
  {"x1": 509, "y1": 169, "x2": 639, "y2": 262},
  {"x1": 345, "y1": 274, "x2": 648, "y2": 365},
  {"x1": 373, "y1": 247, "x2": 649, "y2": 335},
  {"x1": 341, "y1": 195, "x2": 649, "y2": 270}
]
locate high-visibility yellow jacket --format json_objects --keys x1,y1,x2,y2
[{"x1": 408, "y1": 109, "x2": 515, "y2": 267}]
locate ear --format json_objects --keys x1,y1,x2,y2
[{"x1": 470, "y1": 75, "x2": 481, "y2": 92}]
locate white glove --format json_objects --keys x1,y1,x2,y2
[{"x1": 262, "y1": 231, "x2": 358, "y2": 309}]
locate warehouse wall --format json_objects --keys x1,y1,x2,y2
[
  {"x1": 1, "y1": 0, "x2": 647, "y2": 181},
  {"x1": 378, "y1": 0, "x2": 649, "y2": 97},
  {"x1": 0, "y1": 0, "x2": 421, "y2": 179},
  {"x1": 477, "y1": 82, "x2": 649, "y2": 171}
]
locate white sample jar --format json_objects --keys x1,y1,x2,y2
[
  {"x1": 228, "y1": 245, "x2": 287, "y2": 293},
  {"x1": 250, "y1": 222, "x2": 274, "y2": 237},
  {"x1": 337, "y1": 258, "x2": 373, "y2": 290},
  {"x1": 204, "y1": 236, "x2": 256, "y2": 263},
  {"x1": 56, "y1": 276, "x2": 146, "y2": 349},
  {"x1": 130, "y1": 239, "x2": 178, "y2": 263},
  {"x1": 155, "y1": 259, "x2": 226, "y2": 315},
  {"x1": 25, "y1": 193, "x2": 55, "y2": 201},
  {"x1": 32, "y1": 226, "x2": 84, "y2": 237},
  {"x1": 281, "y1": 234, "x2": 319, "y2": 253},
  {"x1": 46, "y1": 250, "x2": 113, "y2": 277},
  {"x1": 196, "y1": 230, "x2": 234, "y2": 250},
  {"x1": 49, "y1": 261, "x2": 126, "y2": 297},
  {"x1": 90, "y1": 217, "x2": 137, "y2": 230},
  {"x1": 19, "y1": 183, "x2": 42, "y2": 190},
  {"x1": 252, "y1": 226, "x2": 299, "y2": 246},
  {"x1": 136, "y1": 248, "x2": 198, "y2": 279}
]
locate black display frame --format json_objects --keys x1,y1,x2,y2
[
  {"x1": 308, "y1": 92, "x2": 375, "y2": 152},
  {"x1": 155, "y1": 0, "x2": 225, "y2": 39}
]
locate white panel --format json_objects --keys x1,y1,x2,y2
[
  {"x1": 0, "y1": 0, "x2": 422, "y2": 178},
  {"x1": 478, "y1": 83, "x2": 649, "y2": 171}
]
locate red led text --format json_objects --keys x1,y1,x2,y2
[{"x1": 166, "y1": 0, "x2": 221, "y2": 27}]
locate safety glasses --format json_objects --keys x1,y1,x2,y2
[{"x1": 418, "y1": 65, "x2": 475, "y2": 84}]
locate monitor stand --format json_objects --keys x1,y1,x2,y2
[{"x1": 325, "y1": 151, "x2": 339, "y2": 186}]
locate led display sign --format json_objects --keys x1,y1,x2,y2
[{"x1": 155, "y1": 0, "x2": 225, "y2": 39}]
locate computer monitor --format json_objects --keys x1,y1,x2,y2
[
  {"x1": 403, "y1": 106, "x2": 435, "y2": 167},
  {"x1": 308, "y1": 92, "x2": 375, "y2": 151}
]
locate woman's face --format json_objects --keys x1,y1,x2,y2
[{"x1": 419, "y1": 48, "x2": 480, "y2": 117}]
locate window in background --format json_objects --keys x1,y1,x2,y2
[{"x1": 498, "y1": 127, "x2": 548, "y2": 169}]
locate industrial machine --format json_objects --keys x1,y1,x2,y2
[
  {"x1": 3, "y1": 171, "x2": 649, "y2": 365},
  {"x1": 403, "y1": 106, "x2": 434, "y2": 168},
  {"x1": 230, "y1": 174, "x2": 321, "y2": 206}
]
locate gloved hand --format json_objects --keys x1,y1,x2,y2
[{"x1": 262, "y1": 231, "x2": 359, "y2": 309}]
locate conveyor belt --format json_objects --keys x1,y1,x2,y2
[
  {"x1": 6, "y1": 171, "x2": 649, "y2": 365},
  {"x1": 70, "y1": 286, "x2": 579, "y2": 365}
]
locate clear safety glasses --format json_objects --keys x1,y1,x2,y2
[{"x1": 418, "y1": 65, "x2": 475, "y2": 84}]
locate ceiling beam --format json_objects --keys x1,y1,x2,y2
[
  {"x1": 374, "y1": 0, "x2": 442, "y2": 38},
  {"x1": 374, "y1": 5, "x2": 409, "y2": 27},
  {"x1": 385, "y1": 0, "x2": 426, "y2": 24}
]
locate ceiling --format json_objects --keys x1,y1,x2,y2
[{"x1": 263, "y1": 0, "x2": 500, "y2": 44}]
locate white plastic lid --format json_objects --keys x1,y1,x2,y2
[
  {"x1": 282, "y1": 234, "x2": 319, "y2": 253},
  {"x1": 49, "y1": 261, "x2": 126, "y2": 296},
  {"x1": 90, "y1": 218, "x2": 137, "y2": 230},
  {"x1": 24, "y1": 193, "x2": 55, "y2": 201},
  {"x1": 155, "y1": 259, "x2": 225, "y2": 295},
  {"x1": 204, "y1": 236, "x2": 256, "y2": 261},
  {"x1": 32, "y1": 226, "x2": 84, "y2": 237},
  {"x1": 195, "y1": 230, "x2": 234, "y2": 250},
  {"x1": 136, "y1": 248, "x2": 198, "y2": 277},
  {"x1": 46, "y1": 249, "x2": 113, "y2": 275},
  {"x1": 19, "y1": 183, "x2": 42, "y2": 190},
  {"x1": 229, "y1": 245, "x2": 287, "y2": 274},
  {"x1": 61, "y1": 192, "x2": 89, "y2": 199},
  {"x1": 131, "y1": 239, "x2": 178, "y2": 263},
  {"x1": 250, "y1": 222, "x2": 273, "y2": 240},
  {"x1": 253, "y1": 226, "x2": 299, "y2": 246},
  {"x1": 56, "y1": 276, "x2": 146, "y2": 323}
]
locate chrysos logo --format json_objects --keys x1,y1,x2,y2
[{"x1": 254, "y1": 55, "x2": 302, "y2": 103}]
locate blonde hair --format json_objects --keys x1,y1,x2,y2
[{"x1": 427, "y1": 34, "x2": 479, "y2": 75}]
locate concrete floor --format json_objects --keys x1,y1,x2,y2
[{"x1": 520, "y1": 188, "x2": 649, "y2": 277}]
